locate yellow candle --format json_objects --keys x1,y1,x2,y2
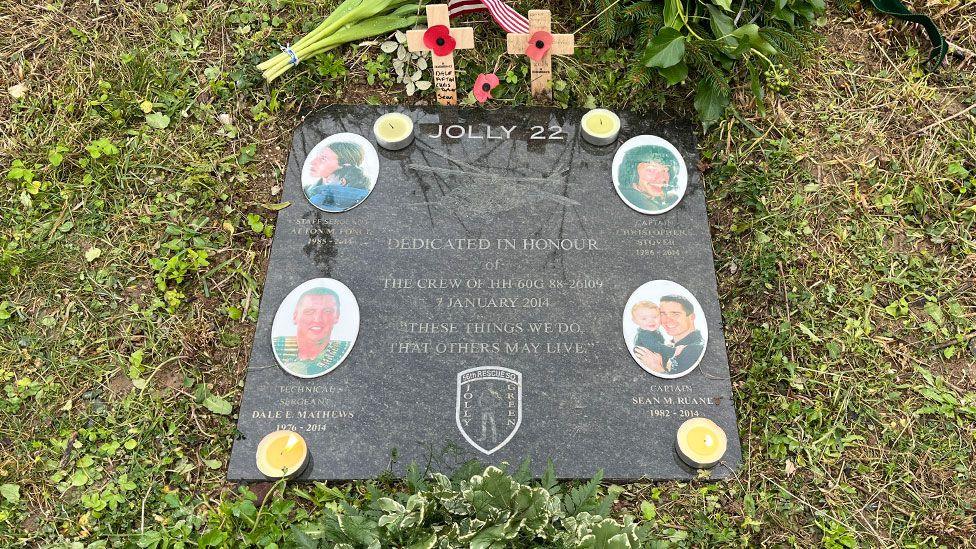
[
  {"x1": 675, "y1": 418, "x2": 727, "y2": 469},
  {"x1": 373, "y1": 112, "x2": 415, "y2": 150},
  {"x1": 255, "y1": 430, "x2": 308, "y2": 478},
  {"x1": 580, "y1": 108, "x2": 620, "y2": 146}
]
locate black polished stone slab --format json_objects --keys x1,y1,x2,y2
[{"x1": 228, "y1": 106, "x2": 742, "y2": 481}]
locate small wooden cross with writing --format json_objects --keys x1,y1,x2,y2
[
  {"x1": 407, "y1": 4, "x2": 474, "y2": 106},
  {"x1": 506, "y1": 10, "x2": 575, "y2": 98}
]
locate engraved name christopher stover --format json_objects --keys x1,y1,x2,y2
[{"x1": 456, "y1": 366, "x2": 522, "y2": 455}]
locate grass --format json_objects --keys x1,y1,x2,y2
[{"x1": 1, "y1": 0, "x2": 975, "y2": 545}]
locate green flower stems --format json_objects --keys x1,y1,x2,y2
[{"x1": 259, "y1": 0, "x2": 424, "y2": 82}]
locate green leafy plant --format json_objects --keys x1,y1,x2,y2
[
  {"x1": 147, "y1": 217, "x2": 220, "y2": 312},
  {"x1": 286, "y1": 464, "x2": 649, "y2": 547},
  {"x1": 598, "y1": 0, "x2": 823, "y2": 125},
  {"x1": 380, "y1": 30, "x2": 432, "y2": 96}
]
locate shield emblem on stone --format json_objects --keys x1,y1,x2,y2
[{"x1": 456, "y1": 366, "x2": 522, "y2": 455}]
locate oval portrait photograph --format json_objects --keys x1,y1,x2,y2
[
  {"x1": 611, "y1": 135, "x2": 688, "y2": 215},
  {"x1": 622, "y1": 280, "x2": 708, "y2": 379},
  {"x1": 271, "y1": 278, "x2": 360, "y2": 379},
  {"x1": 301, "y1": 132, "x2": 379, "y2": 213}
]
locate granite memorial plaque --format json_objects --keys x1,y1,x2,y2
[{"x1": 228, "y1": 105, "x2": 742, "y2": 481}]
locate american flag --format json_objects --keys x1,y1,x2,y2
[{"x1": 448, "y1": 0, "x2": 529, "y2": 33}]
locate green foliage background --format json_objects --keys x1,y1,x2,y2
[{"x1": 597, "y1": 0, "x2": 822, "y2": 124}]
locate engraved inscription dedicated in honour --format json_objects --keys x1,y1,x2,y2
[{"x1": 456, "y1": 366, "x2": 522, "y2": 455}]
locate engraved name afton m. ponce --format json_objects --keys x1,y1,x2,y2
[{"x1": 456, "y1": 367, "x2": 522, "y2": 455}]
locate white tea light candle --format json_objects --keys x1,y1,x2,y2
[
  {"x1": 580, "y1": 108, "x2": 620, "y2": 146},
  {"x1": 373, "y1": 112, "x2": 415, "y2": 150},
  {"x1": 675, "y1": 418, "x2": 727, "y2": 469},
  {"x1": 255, "y1": 430, "x2": 309, "y2": 478}
]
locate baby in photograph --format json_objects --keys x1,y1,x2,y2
[
  {"x1": 631, "y1": 296, "x2": 706, "y2": 376},
  {"x1": 630, "y1": 301, "x2": 674, "y2": 371}
]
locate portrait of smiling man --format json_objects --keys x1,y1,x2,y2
[
  {"x1": 658, "y1": 295, "x2": 706, "y2": 376},
  {"x1": 612, "y1": 136, "x2": 688, "y2": 215},
  {"x1": 624, "y1": 281, "x2": 709, "y2": 379},
  {"x1": 272, "y1": 285, "x2": 354, "y2": 378}
]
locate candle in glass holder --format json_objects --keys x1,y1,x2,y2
[
  {"x1": 675, "y1": 418, "x2": 727, "y2": 469},
  {"x1": 580, "y1": 108, "x2": 621, "y2": 146},
  {"x1": 373, "y1": 112, "x2": 415, "y2": 150},
  {"x1": 255, "y1": 430, "x2": 308, "y2": 479}
]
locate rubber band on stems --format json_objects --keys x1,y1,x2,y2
[{"x1": 281, "y1": 44, "x2": 299, "y2": 65}]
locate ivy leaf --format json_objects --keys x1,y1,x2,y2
[
  {"x1": 694, "y1": 79, "x2": 730, "y2": 129},
  {"x1": 640, "y1": 500, "x2": 656, "y2": 520},
  {"x1": 663, "y1": 0, "x2": 684, "y2": 29},
  {"x1": 706, "y1": 5, "x2": 736, "y2": 46},
  {"x1": 70, "y1": 470, "x2": 90, "y2": 487},
  {"x1": 641, "y1": 28, "x2": 686, "y2": 69},
  {"x1": 947, "y1": 162, "x2": 970, "y2": 178},
  {"x1": 146, "y1": 112, "x2": 171, "y2": 129},
  {"x1": 470, "y1": 525, "x2": 507, "y2": 549},
  {"x1": 203, "y1": 394, "x2": 232, "y2": 415},
  {"x1": 658, "y1": 62, "x2": 688, "y2": 85},
  {"x1": 730, "y1": 24, "x2": 776, "y2": 57},
  {"x1": 376, "y1": 497, "x2": 405, "y2": 513},
  {"x1": 48, "y1": 145, "x2": 67, "y2": 167},
  {"x1": 198, "y1": 530, "x2": 228, "y2": 548}
]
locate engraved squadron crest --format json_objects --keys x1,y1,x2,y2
[{"x1": 456, "y1": 366, "x2": 522, "y2": 455}]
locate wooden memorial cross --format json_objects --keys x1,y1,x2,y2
[
  {"x1": 506, "y1": 10, "x2": 575, "y2": 98},
  {"x1": 406, "y1": 4, "x2": 474, "y2": 106}
]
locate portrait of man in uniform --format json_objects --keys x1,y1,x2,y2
[
  {"x1": 612, "y1": 135, "x2": 688, "y2": 215},
  {"x1": 271, "y1": 279, "x2": 359, "y2": 378}
]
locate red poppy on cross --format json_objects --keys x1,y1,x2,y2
[
  {"x1": 506, "y1": 10, "x2": 575, "y2": 98},
  {"x1": 407, "y1": 4, "x2": 475, "y2": 105},
  {"x1": 423, "y1": 25, "x2": 456, "y2": 56}
]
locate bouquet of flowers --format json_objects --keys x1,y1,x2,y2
[{"x1": 258, "y1": 0, "x2": 425, "y2": 82}]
